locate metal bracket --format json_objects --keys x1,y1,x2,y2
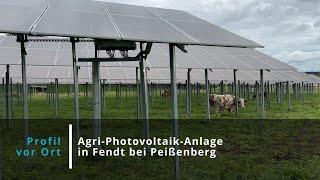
[
  {"x1": 175, "y1": 44, "x2": 188, "y2": 53},
  {"x1": 95, "y1": 39, "x2": 136, "y2": 51},
  {"x1": 78, "y1": 57, "x2": 141, "y2": 62},
  {"x1": 138, "y1": 42, "x2": 153, "y2": 59},
  {"x1": 16, "y1": 34, "x2": 28, "y2": 55},
  {"x1": 70, "y1": 37, "x2": 80, "y2": 43},
  {"x1": 77, "y1": 40, "x2": 153, "y2": 63},
  {"x1": 28, "y1": 38, "x2": 92, "y2": 42},
  {"x1": 16, "y1": 34, "x2": 28, "y2": 43}
]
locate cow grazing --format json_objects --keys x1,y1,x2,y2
[
  {"x1": 238, "y1": 98, "x2": 246, "y2": 108},
  {"x1": 209, "y1": 94, "x2": 246, "y2": 114},
  {"x1": 161, "y1": 90, "x2": 170, "y2": 98}
]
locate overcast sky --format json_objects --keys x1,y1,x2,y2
[{"x1": 101, "y1": 0, "x2": 320, "y2": 72}]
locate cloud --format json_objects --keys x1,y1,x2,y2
[{"x1": 314, "y1": 19, "x2": 320, "y2": 27}]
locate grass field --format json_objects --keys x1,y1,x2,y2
[
  {"x1": 1, "y1": 87, "x2": 320, "y2": 179},
  {"x1": 3, "y1": 85, "x2": 320, "y2": 119}
]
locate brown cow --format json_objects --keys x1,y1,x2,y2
[{"x1": 209, "y1": 94, "x2": 246, "y2": 113}]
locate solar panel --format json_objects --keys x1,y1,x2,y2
[
  {"x1": 0, "y1": 5, "x2": 44, "y2": 34},
  {"x1": 147, "y1": 68, "x2": 170, "y2": 81},
  {"x1": 0, "y1": 37, "x2": 294, "y2": 71},
  {"x1": 104, "y1": 67, "x2": 127, "y2": 80},
  {"x1": 176, "y1": 53, "x2": 204, "y2": 69},
  {"x1": 235, "y1": 55, "x2": 273, "y2": 70},
  {"x1": 27, "y1": 49, "x2": 58, "y2": 65},
  {"x1": 167, "y1": 20, "x2": 260, "y2": 47},
  {"x1": 0, "y1": 0, "x2": 51, "y2": 34},
  {"x1": 32, "y1": 9, "x2": 121, "y2": 40},
  {"x1": 265, "y1": 71, "x2": 283, "y2": 82},
  {"x1": 239, "y1": 70, "x2": 258, "y2": 82},
  {"x1": 0, "y1": 48, "x2": 21, "y2": 65},
  {"x1": 0, "y1": 0, "x2": 51, "y2": 8},
  {"x1": 0, "y1": 0, "x2": 262, "y2": 47},
  {"x1": 0, "y1": 36, "x2": 5, "y2": 44},
  {"x1": 210, "y1": 69, "x2": 231, "y2": 82},
  {"x1": 145, "y1": 53, "x2": 170, "y2": 68},
  {"x1": 52, "y1": 0, "x2": 107, "y2": 13},
  {"x1": 0, "y1": 37, "x2": 19, "y2": 48},
  {"x1": 27, "y1": 66, "x2": 50, "y2": 79},
  {"x1": 29, "y1": 41, "x2": 62, "y2": 49},
  {"x1": 1, "y1": 65, "x2": 312, "y2": 85},
  {"x1": 189, "y1": 54, "x2": 229, "y2": 69},
  {"x1": 0, "y1": 37, "x2": 302, "y2": 85},
  {"x1": 47, "y1": 66, "x2": 70, "y2": 79},
  {"x1": 245, "y1": 49, "x2": 295, "y2": 70},
  {"x1": 78, "y1": 66, "x2": 91, "y2": 79},
  {"x1": 308, "y1": 74, "x2": 320, "y2": 84},
  {"x1": 7, "y1": 64, "x2": 20, "y2": 77},
  {"x1": 111, "y1": 15, "x2": 196, "y2": 44},
  {"x1": 212, "y1": 54, "x2": 252, "y2": 69},
  {"x1": 148, "y1": 7, "x2": 204, "y2": 22},
  {"x1": 106, "y1": 2, "x2": 158, "y2": 18}
]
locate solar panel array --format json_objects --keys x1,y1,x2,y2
[
  {"x1": 0, "y1": 65, "x2": 313, "y2": 84},
  {"x1": 0, "y1": 36, "x2": 313, "y2": 85},
  {"x1": 0, "y1": 0, "x2": 261, "y2": 47},
  {"x1": 304, "y1": 74, "x2": 320, "y2": 84},
  {"x1": 0, "y1": 36, "x2": 293, "y2": 70}
]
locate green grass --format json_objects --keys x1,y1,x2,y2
[
  {"x1": 4, "y1": 86, "x2": 320, "y2": 119},
  {"x1": 1, "y1": 87, "x2": 320, "y2": 179}
]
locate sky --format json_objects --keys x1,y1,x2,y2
[{"x1": 100, "y1": 0, "x2": 320, "y2": 72}]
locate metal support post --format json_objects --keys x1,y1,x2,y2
[
  {"x1": 287, "y1": 81, "x2": 291, "y2": 110},
  {"x1": 85, "y1": 82, "x2": 88, "y2": 109},
  {"x1": 185, "y1": 80, "x2": 188, "y2": 115},
  {"x1": 71, "y1": 38, "x2": 80, "y2": 139},
  {"x1": 119, "y1": 83, "x2": 122, "y2": 107},
  {"x1": 136, "y1": 67, "x2": 140, "y2": 119},
  {"x1": 255, "y1": 81, "x2": 259, "y2": 111},
  {"x1": 169, "y1": 44, "x2": 180, "y2": 179},
  {"x1": 55, "y1": 78, "x2": 59, "y2": 119},
  {"x1": 260, "y1": 70, "x2": 265, "y2": 119},
  {"x1": 5, "y1": 65, "x2": 10, "y2": 126},
  {"x1": 139, "y1": 57, "x2": 150, "y2": 148},
  {"x1": 10, "y1": 78, "x2": 13, "y2": 117},
  {"x1": 302, "y1": 82, "x2": 305, "y2": 103},
  {"x1": 92, "y1": 50, "x2": 101, "y2": 138},
  {"x1": 267, "y1": 81, "x2": 271, "y2": 110},
  {"x1": 187, "y1": 68, "x2": 191, "y2": 118},
  {"x1": 18, "y1": 35, "x2": 29, "y2": 147},
  {"x1": 50, "y1": 82, "x2": 54, "y2": 108},
  {"x1": 102, "y1": 79, "x2": 106, "y2": 116},
  {"x1": 233, "y1": 69, "x2": 238, "y2": 115},
  {"x1": 2, "y1": 78, "x2": 4, "y2": 120},
  {"x1": 205, "y1": 69, "x2": 210, "y2": 121}
]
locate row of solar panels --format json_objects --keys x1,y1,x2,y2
[
  {"x1": 0, "y1": 35, "x2": 316, "y2": 84},
  {"x1": 0, "y1": 36, "x2": 317, "y2": 83},
  {"x1": 0, "y1": 0, "x2": 261, "y2": 47},
  {"x1": 0, "y1": 36, "x2": 293, "y2": 70},
  {"x1": 0, "y1": 65, "x2": 318, "y2": 85}
]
